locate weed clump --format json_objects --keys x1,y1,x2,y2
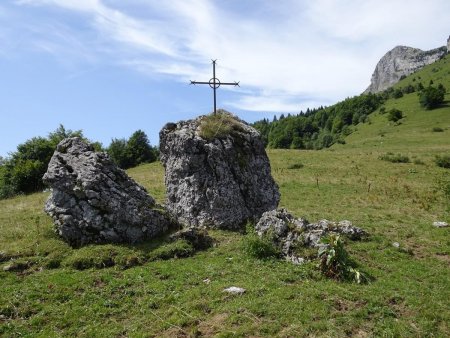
[
  {"x1": 435, "y1": 155, "x2": 450, "y2": 169},
  {"x1": 242, "y1": 227, "x2": 280, "y2": 259},
  {"x1": 287, "y1": 162, "x2": 304, "y2": 169},
  {"x1": 432, "y1": 127, "x2": 444, "y2": 132},
  {"x1": 198, "y1": 112, "x2": 245, "y2": 140},
  {"x1": 318, "y1": 234, "x2": 368, "y2": 284},
  {"x1": 379, "y1": 152, "x2": 410, "y2": 163}
]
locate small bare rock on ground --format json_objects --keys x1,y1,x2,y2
[
  {"x1": 223, "y1": 287, "x2": 246, "y2": 295},
  {"x1": 43, "y1": 137, "x2": 175, "y2": 247},
  {"x1": 255, "y1": 208, "x2": 367, "y2": 264},
  {"x1": 433, "y1": 221, "x2": 448, "y2": 228},
  {"x1": 159, "y1": 112, "x2": 280, "y2": 230}
]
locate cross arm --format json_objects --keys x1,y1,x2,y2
[
  {"x1": 190, "y1": 80, "x2": 210, "y2": 85},
  {"x1": 220, "y1": 81, "x2": 240, "y2": 86}
]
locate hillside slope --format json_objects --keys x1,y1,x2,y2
[{"x1": 341, "y1": 53, "x2": 450, "y2": 151}]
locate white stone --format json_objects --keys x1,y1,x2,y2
[
  {"x1": 223, "y1": 286, "x2": 246, "y2": 295},
  {"x1": 433, "y1": 221, "x2": 448, "y2": 228}
]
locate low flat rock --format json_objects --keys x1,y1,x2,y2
[
  {"x1": 433, "y1": 221, "x2": 448, "y2": 228},
  {"x1": 255, "y1": 208, "x2": 367, "y2": 264},
  {"x1": 43, "y1": 137, "x2": 174, "y2": 246}
]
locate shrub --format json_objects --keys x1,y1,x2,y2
[
  {"x1": 379, "y1": 153, "x2": 410, "y2": 163},
  {"x1": 419, "y1": 85, "x2": 446, "y2": 109},
  {"x1": 402, "y1": 84, "x2": 415, "y2": 94},
  {"x1": 0, "y1": 125, "x2": 93, "y2": 199},
  {"x1": 392, "y1": 88, "x2": 404, "y2": 99},
  {"x1": 387, "y1": 108, "x2": 403, "y2": 122},
  {"x1": 435, "y1": 155, "x2": 450, "y2": 169},
  {"x1": 318, "y1": 234, "x2": 367, "y2": 283}
]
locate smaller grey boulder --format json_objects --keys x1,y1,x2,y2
[
  {"x1": 255, "y1": 208, "x2": 367, "y2": 263},
  {"x1": 43, "y1": 137, "x2": 175, "y2": 247}
]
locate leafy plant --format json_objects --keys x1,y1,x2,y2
[{"x1": 318, "y1": 234, "x2": 367, "y2": 284}]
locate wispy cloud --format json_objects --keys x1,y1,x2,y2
[{"x1": 9, "y1": 0, "x2": 450, "y2": 112}]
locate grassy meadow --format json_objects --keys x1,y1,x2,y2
[{"x1": 1, "y1": 59, "x2": 450, "y2": 336}]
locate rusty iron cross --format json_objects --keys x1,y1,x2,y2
[{"x1": 190, "y1": 60, "x2": 239, "y2": 115}]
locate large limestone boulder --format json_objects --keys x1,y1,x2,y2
[
  {"x1": 43, "y1": 137, "x2": 173, "y2": 247},
  {"x1": 159, "y1": 112, "x2": 280, "y2": 229}
]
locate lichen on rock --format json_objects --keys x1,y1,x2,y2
[
  {"x1": 159, "y1": 112, "x2": 280, "y2": 230},
  {"x1": 43, "y1": 137, "x2": 174, "y2": 247}
]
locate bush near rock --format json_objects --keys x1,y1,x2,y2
[
  {"x1": 159, "y1": 112, "x2": 280, "y2": 230},
  {"x1": 255, "y1": 208, "x2": 367, "y2": 264},
  {"x1": 43, "y1": 137, "x2": 174, "y2": 247}
]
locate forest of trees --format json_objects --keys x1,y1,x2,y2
[
  {"x1": 252, "y1": 80, "x2": 446, "y2": 150},
  {"x1": 252, "y1": 93, "x2": 384, "y2": 150}
]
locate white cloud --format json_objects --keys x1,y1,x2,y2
[{"x1": 10, "y1": 0, "x2": 450, "y2": 112}]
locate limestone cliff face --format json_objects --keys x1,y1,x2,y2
[{"x1": 365, "y1": 45, "x2": 446, "y2": 93}]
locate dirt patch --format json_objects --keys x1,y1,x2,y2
[
  {"x1": 197, "y1": 313, "x2": 229, "y2": 337},
  {"x1": 435, "y1": 253, "x2": 450, "y2": 264}
]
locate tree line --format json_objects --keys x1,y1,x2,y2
[
  {"x1": 253, "y1": 93, "x2": 384, "y2": 150},
  {"x1": 252, "y1": 81, "x2": 446, "y2": 150},
  {"x1": 0, "y1": 125, "x2": 157, "y2": 199}
]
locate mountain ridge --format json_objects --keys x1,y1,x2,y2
[{"x1": 364, "y1": 43, "x2": 447, "y2": 94}]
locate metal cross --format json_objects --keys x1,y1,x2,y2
[{"x1": 190, "y1": 60, "x2": 239, "y2": 115}]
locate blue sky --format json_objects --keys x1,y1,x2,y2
[{"x1": 1, "y1": 0, "x2": 449, "y2": 156}]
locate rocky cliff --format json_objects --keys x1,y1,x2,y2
[{"x1": 365, "y1": 45, "x2": 446, "y2": 93}]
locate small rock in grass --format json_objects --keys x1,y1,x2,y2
[
  {"x1": 223, "y1": 286, "x2": 246, "y2": 295},
  {"x1": 433, "y1": 221, "x2": 448, "y2": 228},
  {"x1": 3, "y1": 264, "x2": 13, "y2": 272},
  {"x1": 392, "y1": 242, "x2": 400, "y2": 248}
]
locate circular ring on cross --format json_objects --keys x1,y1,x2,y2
[{"x1": 209, "y1": 77, "x2": 221, "y2": 89}]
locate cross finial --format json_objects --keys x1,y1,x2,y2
[{"x1": 190, "y1": 60, "x2": 240, "y2": 115}]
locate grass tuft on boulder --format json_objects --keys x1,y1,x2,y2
[{"x1": 198, "y1": 111, "x2": 245, "y2": 140}]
